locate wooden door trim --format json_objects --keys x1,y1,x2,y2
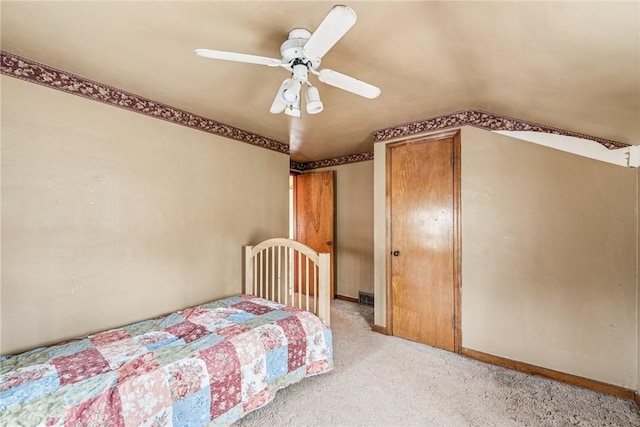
[
  {"x1": 384, "y1": 144, "x2": 394, "y2": 336},
  {"x1": 291, "y1": 173, "x2": 297, "y2": 240},
  {"x1": 385, "y1": 129, "x2": 462, "y2": 352},
  {"x1": 452, "y1": 131, "x2": 462, "y2": 353},
  {"x1": 384, "y1": 128, "x2": 461, "y2": 146}
]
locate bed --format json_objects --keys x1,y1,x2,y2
[{"x1": 0, "y1": 238, "x2": 332, "y2": 426}]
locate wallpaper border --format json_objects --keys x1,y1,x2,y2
[
  {"x1": 291, "y1": 152, "x2": 374, "y2": 171},
  {"x1": 373, "y1": 110, "x2": 629, "y2": 150},
  {"x1": 3, "y1": 50, "x2": 627, "y2": 173},
  {"x1": 0, "y1": 51, "x2": 289, "y2": 155}
]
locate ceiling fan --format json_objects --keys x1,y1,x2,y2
[{"x1": 195, "y1": 5, "x2": 381, "y2": 117}]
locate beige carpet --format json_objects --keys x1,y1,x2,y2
[{"x1": 236, "y1": 300, "x2": 640, "y2": 426}]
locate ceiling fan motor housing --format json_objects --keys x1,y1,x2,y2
[{"x1": 281, "y1": 28, "x2": 320, "y2": 70}]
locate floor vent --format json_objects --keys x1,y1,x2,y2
[{"x1": 358, "y1": 291, "x2": 374, "y2": 307}]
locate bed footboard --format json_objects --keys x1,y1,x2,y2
[{"x1": 244, "y1": 238, "x2": 330, "y2": 325}]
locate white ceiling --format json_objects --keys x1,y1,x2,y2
[{"x1": 2, "y1": 1, "x2": 639, "y2": 162}]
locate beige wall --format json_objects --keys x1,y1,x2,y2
[
  {"x1": 461, "y1": 126, "x2": 637, "y2": 388},
  {"x1": 373, "y1": 126, "x2": 638, "y2": 388},
  {"x1": 1, "y1": 76, "x2": 289, "y2": 354},
  {"x1": 313, "y1": 161, "x2": 374, "y2": 299}
]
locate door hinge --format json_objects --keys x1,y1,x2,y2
[
  {"x1": 451, "y1": 151, "x2": 455, "y2": 167},
  {"x1": 452, "y1": 314, "x2": 456, "y2": 329}
]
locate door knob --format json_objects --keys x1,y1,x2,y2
[{"x1": 392, "y1": 250, "x2": 400, "y2": 257}]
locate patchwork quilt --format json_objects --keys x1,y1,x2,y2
[{"x1": 0, "y1": 295, "x2": 333, "y2": 426}]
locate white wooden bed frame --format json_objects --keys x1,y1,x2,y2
[{"x1": 244, "y1": 238, "x2": 331, "y2": 325}]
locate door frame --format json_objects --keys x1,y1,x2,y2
[{"x1": 385, "y1": 129, "x2": 462, "y2": 353}]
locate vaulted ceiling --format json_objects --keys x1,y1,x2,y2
[{"x1": 2, "y1": 1, "x2": 638, "y2": 162}]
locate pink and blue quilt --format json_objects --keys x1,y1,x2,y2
[{"x1": 0, "y1": 294, "x2": 333, "y2": 426}]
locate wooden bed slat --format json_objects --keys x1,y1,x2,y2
[{"x1": 305, "y1": 256, "x2": 310, "y2": 312}]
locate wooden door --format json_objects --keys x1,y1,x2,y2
[
  {"x1": 294, "y1": 171, "x2": 335, "y2": 298},
  {"x1": 387, "y1": 131, "x2": 460, "y2": 351}
]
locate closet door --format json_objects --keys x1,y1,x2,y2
[{"x1": 387, "y1": 131, "x2": 460, "y2": 351}]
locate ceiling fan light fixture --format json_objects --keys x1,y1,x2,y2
[
  {"x1": 305, "y1": 86, "x2": 324, "y2": 114},
  {"x1": 280, "y1": 78, "x2": 301, "y2": 104}
]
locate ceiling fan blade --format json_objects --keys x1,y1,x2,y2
[
  {"x1": 194, "y1": 49, "x2": 282, "y2": 67},
  {"x1": 318, "y1": 69, "x2": 381, "y2": 99},
  {"x1": 303, "y1": 5, "x2": 357, "y2": 60},
  {"x1": 270, "y1": 80, "x2": 288, "y2": 114}
]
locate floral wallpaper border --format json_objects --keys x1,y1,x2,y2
[
  {"x1": 373, "y1": 110, "x2": 629, "y2": 150},
  {"x1": 290, "y1": 160, "x2": 306, "y2": 171},
  {"x1": 291, "y1": 152, "x2": 374, "y2": 171},
  {"x1": 0, "y1": 51, "x2": 289, "y2": 155},
  {"x1": 3, "y1": 51, "x2": 627, "y2": 174}
]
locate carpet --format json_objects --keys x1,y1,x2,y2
[{"x1": 236, "y1": 300, "x2": 640, "y2": 426}]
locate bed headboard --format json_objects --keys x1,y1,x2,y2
[{"x1": 244, "y1": 238, "x2": 330, "y2": 325}]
